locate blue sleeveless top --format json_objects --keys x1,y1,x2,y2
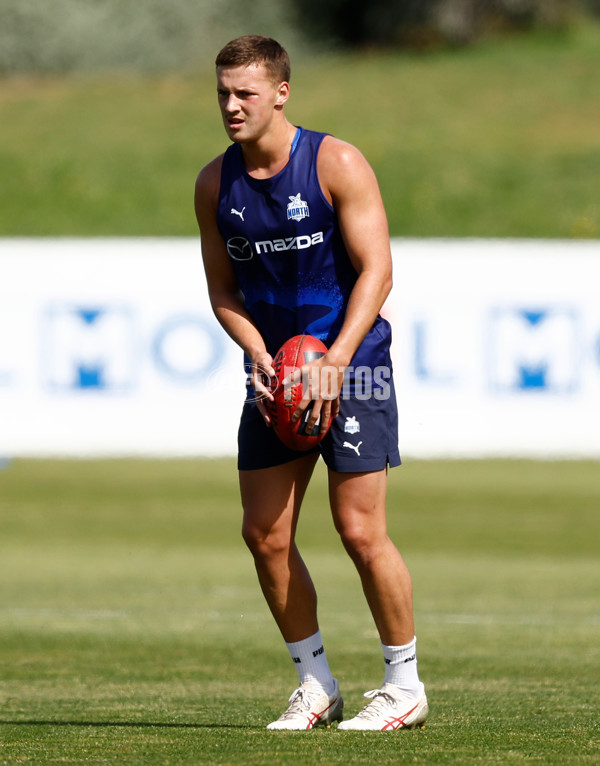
[{"x1": 216, "y1": 127, "x2": 392, "y2": 370}]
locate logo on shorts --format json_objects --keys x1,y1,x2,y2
[
  {"x1": 287, "y1": 193, "x2": 310, "y2": 222},
  {"x1": 344, "y1": 416, "x2": 360, "y2": 434},
  {"x1": 343, "y1": 441, "x2": 363, "y2": 456}
]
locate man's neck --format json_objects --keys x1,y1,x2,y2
[{"x1": 241, "y1": 121, "x2": 298, "y2": 180}]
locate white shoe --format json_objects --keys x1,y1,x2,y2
[
  {"x1": 266, "y1": 679, "x2": 344, "y2": 730},
  {"x1": 337, "y1": 683, "x2": 428, "y2": 731}
]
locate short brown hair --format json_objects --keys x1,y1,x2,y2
[{"x1": 215, "y1": 35, "x2": 291, "y2": 84}]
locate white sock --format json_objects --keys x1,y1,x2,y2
[
  {"x1": 285, "y1": 629, "x2": 335, "y2": 694},
  {"x1": 381, "y1": 635, "x2": 423, "y2": 699}
]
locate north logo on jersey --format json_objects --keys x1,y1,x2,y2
[
  {"x1": 344, "y1": 416, "x2": 360, "y2": 434},
  {"x1": 287, "y1": 193, "x2": 310, "y2": 222}
]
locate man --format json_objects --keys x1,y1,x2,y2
[{"x1": 195, "y1": 35, "x2": 427, "y2": 731}]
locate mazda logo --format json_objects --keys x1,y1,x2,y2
[{"x1": 226, "y1": 237, "x2": 254, "y2": 261}]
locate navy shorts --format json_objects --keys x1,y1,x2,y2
[{"x1": 237, "y1": 375, "x2": 401, "y2": 473}]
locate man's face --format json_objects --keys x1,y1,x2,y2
[{"x1": 216, "y1": 63, "x2": 287, "y2": 143}]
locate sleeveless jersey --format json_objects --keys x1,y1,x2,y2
[{"x1": 216, "y1": 127, "x2": 392, "y2": 371}]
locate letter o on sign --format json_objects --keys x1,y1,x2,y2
[{"x1": 152, "y1": 315, "x2": 224, "y2": 381}]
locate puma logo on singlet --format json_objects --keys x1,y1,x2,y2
[{"x1": 231, "y1": 206, "x2": 246, "y2": 221}]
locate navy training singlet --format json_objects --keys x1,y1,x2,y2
[{"x1": 216, "y1": 128, "x2": 392, "y2": 370}]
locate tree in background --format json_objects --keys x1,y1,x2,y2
[
  {"x1": 0, "y1": 0, "x2": 595, "y2": 75},
  {"x1": 291, "y1": 0, "x2": 580, "y2": 50},
  {"x1": 0, "y1": 0, "x2": 298, "y2": 75}
]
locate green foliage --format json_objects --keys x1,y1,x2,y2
[
  {"x1": 1, "y1": 458, "x2": 599, "y2": 764},
  {"x1": 579, "y1": 0, "x2": 600, "y2": 15},
  {"x1": 290, "y1": 0, "x2": 575, "y2": 49},
  {"x1": 1, "y1": 23, "x2": 599, "y2": 238},
  {"x1": 0, "y1": 0, "x2": 588, "y2": 76},
  {"x1": 0, "y1": 0, "x2": 299, "y2": 74}
]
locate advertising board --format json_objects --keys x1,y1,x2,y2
[{"x1": 1, "y1": 238, "x2": 598, "y2": 457}]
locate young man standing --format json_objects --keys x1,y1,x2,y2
[{"x1": 195, "y1": 35, "x2": 427, "y2": 731}]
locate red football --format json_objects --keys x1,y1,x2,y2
[{"x1": 266, "y1": 335, "x2": 334, "y2": 451}]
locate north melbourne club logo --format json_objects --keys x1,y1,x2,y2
[
  {"x1": 344, "y1": 416, "x2": 360, "y2": 434},
  {"x1": 287, "y1": 193, "x2": 310, "y2": 222}
]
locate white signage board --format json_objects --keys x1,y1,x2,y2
[{"x1": 1, "y1": 238, "x2": 599, "y2": 458}]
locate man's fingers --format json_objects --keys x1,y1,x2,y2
[{"x1": 256, "y1": 397, "x2": 272, "y2": 426}]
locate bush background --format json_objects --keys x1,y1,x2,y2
[
  {"x1": 0, "y1": 0, "x2": 599, "y2": 239},
  {"x1": 0, "y1": 0, "x2": 300, "y2": 74},
  {"x1": 1, "y1": 0, "x2": 599, "y2": 74}
]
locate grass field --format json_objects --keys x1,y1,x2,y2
[
  {"x1": 1, "y1": 21, "x2": 599, "y2": 239},
  {"x1": 0, "y1": 458, "x2": 598, "y2": 764}
]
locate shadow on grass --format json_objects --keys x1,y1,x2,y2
[{"x1": 0, "y1": 719, "x2": 252, "y2": 729}]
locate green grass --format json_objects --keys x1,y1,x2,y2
[
  {"x1": 1, "y1": 458, "x2": 599, "y2": 764},
  {"x1": 1, "y1": 21, "x2": 600, "y2": 238}
]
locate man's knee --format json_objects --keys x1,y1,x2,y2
[
  {"x1": 241, "y1": 517, "x2": 290, "y2": 560},
  {"x1": 336, "y1": 517, "x2": 386, "y2": 567}
]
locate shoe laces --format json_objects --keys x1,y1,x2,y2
[
  {"x1": 354, "y1": 688, "x2": 398, "y2": 721},
  {"x1": 278, "y1": 685, "x2": 323, "y2": 720}
]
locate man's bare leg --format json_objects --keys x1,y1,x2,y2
[
  {"x1": 329, "y1": 469, "x2": 414, "y2": 645},
  {"x1": 240, "y1": 452, "x2": 320, "y2": 642}
]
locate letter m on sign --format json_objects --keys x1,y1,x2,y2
[
  {"x1": 487, "y1": 307, "x2": 579, "y2": 393},
  {"x1": 41, "y1": 305, "x2": 136, "y2": 392}
]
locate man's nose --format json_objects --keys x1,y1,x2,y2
[{"x1": 224, "y1": 94, "x2": 239, "y2": 113}]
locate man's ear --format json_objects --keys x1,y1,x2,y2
[{"x1": 275, "y1": 81, "x2": 290, "y2": 106}]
